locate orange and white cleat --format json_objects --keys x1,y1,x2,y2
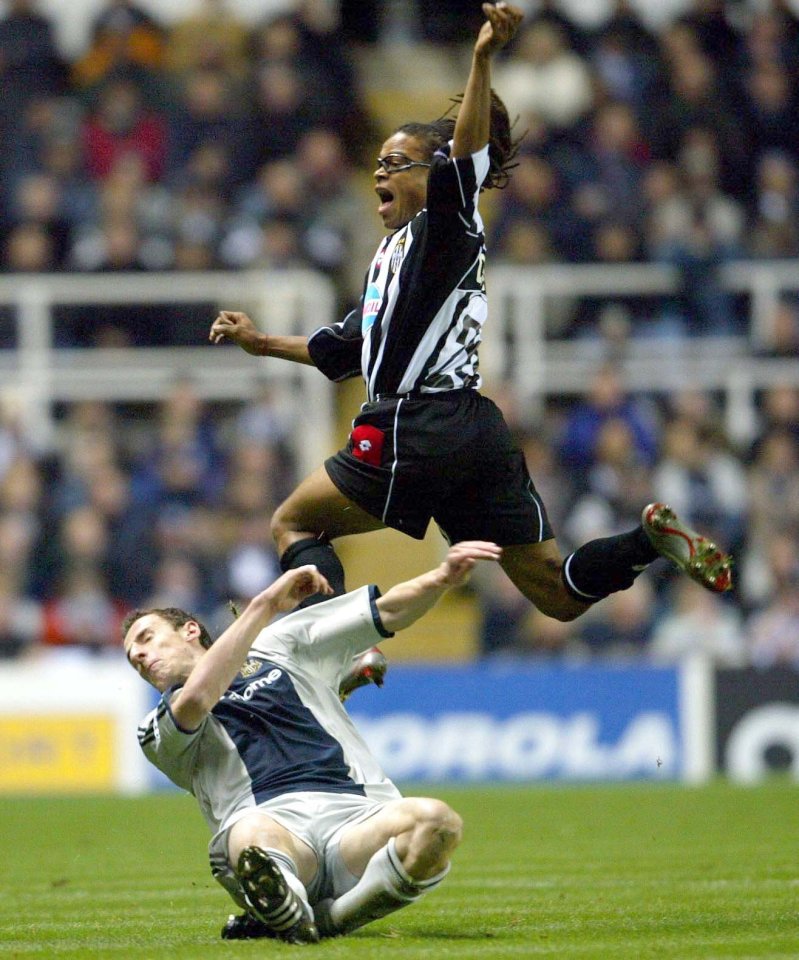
[{"x1": 642, "y1": 503, "x2": 733, "y2": 593}]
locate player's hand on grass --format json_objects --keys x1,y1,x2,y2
[
  {"x1": 263, "y1": 565, "x2": 333, "y2": 612},
  {"x1": 209, "y1": 310, "x2": 268, "y2": 355},
  {"x1": 440, "y1": 541, "x2": 503, "y2": 588},
  {"x1": 476, "y1": 3, "x2": 523, "y2": 57}
]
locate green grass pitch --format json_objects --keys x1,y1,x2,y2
[{"x1": 1, "y1": 781, "x2": 796, "y2": 959}]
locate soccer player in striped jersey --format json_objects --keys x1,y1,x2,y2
[
  {"x1": 210, "y1": 3, "x2": 731, "y2": 623},
  {"x1": 124, "y1": 540, "x2": 502, "y2": 943}
]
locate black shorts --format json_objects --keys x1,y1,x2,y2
[{"x1": 324, "y1": 389, "x2": 554, "y2": 545}]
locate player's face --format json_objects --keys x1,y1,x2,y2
[
  {"x1": 124, "y1": 612, "x2": 201, "y2": 692},
  {"x1": 374, "y1": 133, "x2": 431, "y2": 230}
]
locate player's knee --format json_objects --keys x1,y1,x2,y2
[
  {"x1": 226, "y1": 814, "x2": 285, "y2": 865},
  {"x1": 527, "y1": 558, "x2": 589, "y2": 622},
  {"x1": 270, "y1": 502, "x2": 291, "y2": 543},
  {"x1": 270, "y1": 501, "x2": 311, "y2": 552},
  {"x1": 414, "y1": 799, "x2": 463, "y2": 853}
]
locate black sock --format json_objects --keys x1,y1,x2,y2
[
  {"x1": 561, "y1": 526, "x2": 658, "y2": 603},
  {"x1": 279, "y1": 535, "x2": 346, "y2": 607}
]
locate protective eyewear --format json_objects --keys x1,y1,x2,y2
[{"x1": 376, "y1": 153, "x2": 432, "y2": 174}]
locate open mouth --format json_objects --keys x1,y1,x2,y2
[{"x1": 375, "y1": 186, "x2": 394, "y2": 216}]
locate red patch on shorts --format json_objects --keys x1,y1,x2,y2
[{"x1": 350, "y1": 424, "x2": 385, "y2": 467}]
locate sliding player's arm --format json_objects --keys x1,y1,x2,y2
[{"x1": 375, "y1": 541, "x2": 502, "y2": 633}]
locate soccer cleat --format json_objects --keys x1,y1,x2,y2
[
  {"x1": 642, "y1": 502, "x2": 733, "y2": 593},
  {"x1": 339, "y1": 647, "x2": 387, "y2": 703},
  {"x1": 311, "y1": 898, "x2": 339, "y2": 939},
  {"x1": 221, "y1": 911, "x2": 275, "y2": 940},
  {"x1": 236, "y1": 846, "x2": 320, "y2": 945}
]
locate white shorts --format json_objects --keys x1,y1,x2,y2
[{"x1": 209, "y1": 791, "x2": 387, "y2": 905}]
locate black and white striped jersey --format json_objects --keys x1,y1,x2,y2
[
  {"x1": 136, "y1": 586, "x2": 399, "y2": 837},
  {"x1": 308, "y1": 144, "x2": 490, "y2": 400}
]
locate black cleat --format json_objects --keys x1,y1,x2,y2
[
  {"x1": 236, "y1": 846, "x2": 320, "y2": 945},
  {"x1": 221, "y1": 911, "x2": 276, "y2": 940},
  {"x1": 339, "y1": 647, "x2": 388, "y2": 703}
]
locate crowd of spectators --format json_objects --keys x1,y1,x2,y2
[
  {"x1": 474, "y1": 366, "x2": 799, "y2": 665},
  {"x1": 2, "y1": 1, "x2": 799, "y2": 336},
  {"x1": 1, "y1": 363, "x2": 797, "y2": 669},
  {"x1": 486, "y1": 0, "x2": 799, "y2": 337},
  {"x1": 0, "y1": 0, "x2": 378, "y2": 339},
  {"x1": 0, "y1": 0, "x2": 798, "y2": 668}
]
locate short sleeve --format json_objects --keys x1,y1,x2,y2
[
  {"x1": 307, "y1": 307, "x2": 363, "y2": 381},
  {"x1": 252, "y1": 586, "x2": 393, "y2": 688},
  {"x1": 137, "y1": 688, "x2": 205, "y2": 790},
  {"x1": 426, "y1": 143, "x2": 490, "y2": 236}
]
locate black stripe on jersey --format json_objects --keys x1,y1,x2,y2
[
  {"x1": 369, "y1": 584, "x2": 394, "y2": 638},
  {"x1": 365, "y1": 224, "x2": 412, "y2": 381},
  {"x1": 370, "y1": 223, "x2": 475, "y2": 394},
  {"x1": 451, "y1": 155, "x2": 468, "y2": 209},
  {"x1": 138, "y1": 701, "x2": 167, "y2": 746},
  {"x1": 415, "y1": 291, "x2": 475, "y2": 391},
  {"x1": 364, "y1": 152, "x2": 485, "y2": 396}
]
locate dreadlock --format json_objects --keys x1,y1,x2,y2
[{"x1": 395, "y1": 89, "x2": 522, "y2": 191}]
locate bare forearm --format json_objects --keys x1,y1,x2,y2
[
  {"x1": 177, "y1": 595, "x2": 276, "y2": 716},
  {"x1": 453, "y1": 4, "x2": 522, "y2": 158},
  {"x1": 259, "y1": 334, "x2": 314, "y2": 365},
  {"x1": 452, "y1": 50, "x2": 492, "y2": 158},
  {"x1": 171, "y1": 566, "x2": 330, "y2": 728},
  {"x1": 209, "y1": 311, "x2": 315, "y2": 364},
  {"x1": 376, "y1": 542, "x2": 502, "y2": 634},
  {"x1": 376, "y1": 568, "x2": 450, "y2": 633}
]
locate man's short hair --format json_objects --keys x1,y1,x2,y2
[{"x1": 121, "y1": 607, "x2": 214, "y2": 649}]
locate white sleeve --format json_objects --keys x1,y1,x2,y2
[
  {"x1": 136, "y1": 689, "x2": 205, "y2": 791},
  {"x1": 252, "y1": 586, "x2": 392, "y2": 684}
]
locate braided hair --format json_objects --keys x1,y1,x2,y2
[{"x1": 395, "y1": 89, "x2": 521, "y2": 191}]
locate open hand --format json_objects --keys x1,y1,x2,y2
[
  {"x1": 266, "y1": 565, "x2": 333, "y2": 612},
  {"x1": 440, "y1": 541, "x2": 503, "y2": 588},
  {"x1": 476, "y1": 3, "x2": 523, "y2": 56}
]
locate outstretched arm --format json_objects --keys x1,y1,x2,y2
[
  {"x1": 452, "y1": 2, "x2": 523, "y2": 159},
  {"x1": 171, "y1": 565, "x2": 332, "y2": 730},
  {"x1": 209, "y1": 310, "x2": 315, "y2": 364},
  {"x1": 376, "y1": 541, "x2": 503, "y2": 633}
]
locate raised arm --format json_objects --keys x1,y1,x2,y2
[
  {"x1": 452, "y1": 2, "x2": 523, "y2": 159},
  {"x1": 209, "y1": 310, "x2": 315, "y2": 364},
  {"x1": 171, "y1": 565, "x2": 332, "y2": 730},
  {"x1": 376, "y1": 541, "x2": 502, "y2": 633}
]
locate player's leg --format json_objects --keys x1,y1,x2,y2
[
  {"x1": 315, "y1": 796, "x2": 462, "y2": 937},
  {"x1": 437, "y1": 396, "x2": 731, "y2": 616},
  {"x1": 500, "y1": 523, "x2": 663, "y2": 621},
  {"x1": 500, "y1": 539, "x2": 591, "y2": 621},
  {"x1": 224, "y1": 812, "x2": 320, "y2": 944},
  {"x1": 501, "y1": 504, "x2": 733, "y2": 620},
  {"x1": 271, "y1": 465, "x2": 385, "y2": 605}
]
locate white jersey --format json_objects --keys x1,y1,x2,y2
[{"x1": 136, "y1": 586, "x2": 400, "y2": 837}]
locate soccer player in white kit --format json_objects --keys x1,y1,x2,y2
[{"x1": 124, "y1": 540, "x2": 502, "y2": 943}]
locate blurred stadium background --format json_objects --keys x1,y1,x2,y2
[{"x1": 1, "y1": 0, "x2": 798, "y2": 804}]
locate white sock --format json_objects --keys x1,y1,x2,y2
[{"x1": 323, "y1": 838, "x2": 449, "y2": 936}]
